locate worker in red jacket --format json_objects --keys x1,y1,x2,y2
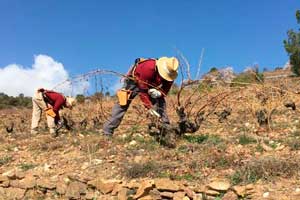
[
  {"x1": 31, "y1": 88, "x2": 76, "y2": 137},
  {"x1": 102, "y1": 56, "x2": 179, "y2": 136}
]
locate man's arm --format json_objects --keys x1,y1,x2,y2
[
  {"x1": 136, "y1": 80, "x2": 152, "y2": 109},
  {"x1": 52, "y1": 94, "x2": 65, "y2": 122}
]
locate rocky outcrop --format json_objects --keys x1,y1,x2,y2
[{"x1": 0, "y1": 170, "x2": 257, "y2": 199}]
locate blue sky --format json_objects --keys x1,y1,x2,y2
[{"x1": 0, "y1": 0, "x2": 299, "y2": 79}]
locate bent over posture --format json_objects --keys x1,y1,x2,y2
[
  {"x1": 31, "y1": 88, "x2": 76, "y2": 136},
  {"x1": 103, "y1": 56, "x2": 179, "y2": 136}
]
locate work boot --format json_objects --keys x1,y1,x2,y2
[
  {"x1": 103, "y1": 133, "x2": 113, "y2": 139},
  {"x1": 51, "y1": 132, "x2": 59, "y2": 138},
  {"x1": 100, "y1": 129, "x2": 113, "y2": 136},
  {"x1": 50, "y1": 129, "x2": 58, "y2": 138},
  {"x1": 102, "y1": 134, "x2": 113, "y2": 144},
  {"x1": 99, "y1": 130, "x2": 113, "y2": 142},
  {"x1": 31, "y1": 128, "x2": 39, "y2": 135}
]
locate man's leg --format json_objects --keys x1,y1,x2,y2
[
  {"x1": 47, "y1": 115, "x2": 57, "y2": 136},
  {"x1": 103, "y1": 80, "x2": 139, "y2": 135},
  {"x1": 102, "y1": 103, "x2": 130, "y2": 135},
  {"x1": 31, "y1": 99, "x2": 42, "y2": 134},
  {"x1": 31, "y1": 91, "x2": 47, "y2": 134}
]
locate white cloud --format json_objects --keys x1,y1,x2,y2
[{"x1": 0, "y1": 54, "x2": 88, "y2": 97}]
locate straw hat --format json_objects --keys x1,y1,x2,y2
[
  {"x1": 156, "y1": 57, "x2": 179, "y2": 81},
  {"x1": 65, "y1": 97, "x2": 76, "y2": 108}
]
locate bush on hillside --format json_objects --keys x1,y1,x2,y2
[
  {"x1": 231, "y1": 70, "x2": 264, "y2": 87},
  {"x1": 0, "y1": 93, "x2": 32, "y2": 109}
]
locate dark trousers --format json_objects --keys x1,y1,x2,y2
[{"x1": 103, "y1": 79, "x2": 169, "y2": 135}]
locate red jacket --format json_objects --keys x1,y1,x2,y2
[
  {"x1": 132, "y1": 59, "x2": 173, "y2": 109},
  {"x1": 44, "y1": 91, "x2": 66, "y2": 122}
]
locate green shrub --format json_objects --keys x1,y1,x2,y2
[
  {"x1": 206, "y1": 135, "x2": 223, "y2": 145},
  {"x1": 177, "y1": 145, "x2": 189, "y2": 153},
  {"x1": 209, "y1": 67, "x2": 218, "y2": 73},
  {"x1": 76, "y1": 94, "x2": 85, "y2": 104},
  {"x1": 184, "y1": 134, "x2": 209, "y2": 144},
  {"x1": 286, "y1": 139, "x2": 300, "y2": 150},
  {"x1": 231, "y1": 71, "x2": 264, "y2": 87},
  {"x1": 284, "y1": 10, "x2": 300, "y2": 76},
  {"x1": 0, "y1": 93, "x2": 32, "y2": 109},
  {"x1": 0, "y1": 156, "x2": 12, "y2": 166},
  {"x1": 256, "y1": 144, "x2": 264, "y2": 153},
  {"x1": 19, "y1": 163, "x2": 36, "y2": 171},
  {"x1": 230, "y1": 171, "x2": 243, "y2": 185},
  {"x1": 231, "y1": 73, "x2": 256, "y2": 87},
  {"x1": 238, "y1": 134, "x2": 257, "y2": 145}
]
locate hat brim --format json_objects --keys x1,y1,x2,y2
[
  {"x1": 66, "y1": 97, "x2": 76, "y2": 108},
  {"x1": 156, "y1": 58, "x2": 178, "y2": 81}
]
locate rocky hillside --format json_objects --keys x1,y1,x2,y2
[{"x1": 1, "y1": 77, "x2": 300, "y2": 199}]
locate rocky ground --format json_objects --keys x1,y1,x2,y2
[{"x1": 1, "y1": 79, "x2": 300, "y2": 199}]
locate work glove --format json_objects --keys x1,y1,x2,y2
[
  {"x1": 148, "y1": 108, "x2": 161, "y2": 118},
  {"x1": 55, "y1": 119, "x2": 64, "y2": 132},
  {"x1": 148, "y1": 88, "x2": 162, "y2": 98},
  {"x1": 57, "y1": 119, "x2": 64, "y2": 126}
]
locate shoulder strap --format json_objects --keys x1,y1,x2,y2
[
  {"x1": 135, "y1": 58, "x2": 157, "y2": 65},
  {"x1": 130, "y1": 58, "x2": 157, "y2": 77}
]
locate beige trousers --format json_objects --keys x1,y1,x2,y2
[{"x1": 31, "y1": 91, "x2": 56, "y2": 134}]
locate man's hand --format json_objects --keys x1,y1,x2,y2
[
  {"x1": 148, "y1": 88, "x2": 162, "y2": 98},
  {"x1": 56, "y1": 119, "x2": 64, "y2": 132},
  {"x1": 148, "y1": 109, "x2": 161, "y2": 118}
]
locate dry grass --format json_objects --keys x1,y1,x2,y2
[
  {"x1": 29, "y1": 136, "x2": 65, "y2": 151},
  {"x1": 231, "y1": 156, "x2": 300, "y2": 185},
  {"x1": 123, "y1": 160, "x2": 163, "y2": 179}
]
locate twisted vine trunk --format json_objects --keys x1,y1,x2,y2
[{"x1": 148, "y1": 107, "x2": 205, "y2": 148}]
